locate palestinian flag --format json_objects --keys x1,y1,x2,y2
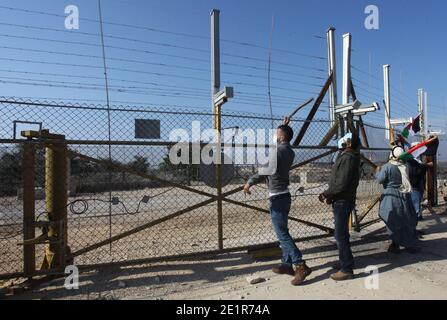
[
  {"x1": 396, "y1": 134, "x2": 411, "y2": 149},
  {"x1": 402, "y1": 114, "x2": 422, "y2": 139},
  {"x1": 399, "y1": 137, "x2": 439, "y2": 162},
  {"x1": 412, "y1": 114, "x2": 421, "y2": 134},
  {"x1": 401, "y1": 123, "x2": 412, "y2": 139}
]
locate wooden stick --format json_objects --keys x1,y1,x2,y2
[{"x1": 288, "y1": 98, "x2": 314, "y2": 120}]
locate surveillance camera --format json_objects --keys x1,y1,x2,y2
[{"x1": 335, "y1": 100, "x2": 362, "y2": 114}]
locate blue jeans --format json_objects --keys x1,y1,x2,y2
[
  {"x1": 411, "y1": 189, "x2": 423, "y2": 218},
  {"x1": 332, "y1": 200, "x2": 354, "y2": 273},
  {"x1": 269, "y1": 193, "x2": 304, "y2": 266}
]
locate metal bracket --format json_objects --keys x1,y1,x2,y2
[{"x1": 21, "y1": 129, "x2": 65, "y2": 141}]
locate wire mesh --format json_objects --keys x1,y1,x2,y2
[
  {"x1": 0, "y1": 97, "x2": 394, "y2": 277},
  {"x1": 0, "y1": 3, "x2": 443, "y2": 281}
]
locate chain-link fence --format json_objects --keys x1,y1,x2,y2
[
  {"x1": 437, "y1": 159, "x2": 447, "y2": 205},
  {"x1": 0, "y1": 97, "x2": 392, "y2": 278}
]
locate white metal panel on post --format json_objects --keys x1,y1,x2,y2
[
  {"x1": 342, "y1": 33, "x2": 352, "y2": 105},
  {"x1": 418, "y1": 88, "x2": 425, "y2": 135},
  {"x1": 211, "y1": 9, "x2": 221, "y2": 100},
  {"x1": 327, "y1": 27, "x2": 337, "y2": 126},
  {"x1": 390, "y1": 118, "x2": 413, "y2": 126}
]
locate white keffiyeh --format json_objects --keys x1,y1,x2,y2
[{"x1": 389, "y1": 147, "x2": 412, "y2": 194}]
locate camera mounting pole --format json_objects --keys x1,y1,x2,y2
[{"x1": 211, "y1": 9, "x2": 234, "y2": 250}]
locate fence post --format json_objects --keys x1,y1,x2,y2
[
  {"x1": 417, "y1": 89, "x2": 437, "y2": 206},
  {"x1": 427, "y1": 154, "x2": 438, "y2": 206},
  {"x1": 342, "y1": 33, "x2": 354, "y2": 230},
  {"x1": 211, "y1": 9, "x2": 224, "y2": 250},
  {"x1": 383, "y1": 65, "x2": 392, "y2": 141},
  {"x1": 424, "y1": 91, "x2": 437, "y2": 206},
  {"x1": 41, "y1": 139, "x2": 69, "y2": 271},
  {"x1": 22, "y1": 141, "x2": 36, "y2": 277}
]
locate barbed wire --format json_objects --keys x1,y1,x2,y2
[
  {"x1": 0, "y1": 77, "x2": 323, "y2": 110},
  {"x1": 352, "y1": 81, "x2": 416, "y2": 116},
  {"x1": 0, "y1": 12, "x2": 329, "y2": 120},
  {"x1": 0, "y1": 68, "x2": 321, "y2": 105},
  {"x1": 0, "y1": 96, "x2": 336, "y2": 122},
  {"x1": 352, "y1": 65, "x2": 418, "y2": 107},
  {"x1": 0, "y1": 34, "x2": 324, "y2": 81},
  {"x1": 0, "y1": 21, "x2": 327, "y2": 77},
  {"x1": 0, "y1": 5, "x2": 439, "y2": 129},
  {"x1": 0, "y1": 30, "x2": 326, "y2": 82},
  {"x1": 0, "y1": 60, "x2": 323, "y2": 98},
  {"x1": 0, "y1": 5, "x2": 326, "y2": 61}
]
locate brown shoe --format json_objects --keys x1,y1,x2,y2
[
  {"x1": 272, "y1": 264, "x2": 295, "y2": 276},
  {"x1": 291, "y1": 263, "x2": 312, "y2": 286},
  {"x1": 330, "y1": 270, "x2": 354, "y2": 281}
]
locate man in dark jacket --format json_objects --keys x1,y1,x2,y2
[
  {"x1": 243, "y1": 117, "x2": 312, "y2": 286},
  {"x1": 407, "y1": 156, "x2": 430, "y2": 221},
  {"x1": 319, "y1": 133, "x2": 361, "y2": 281}
]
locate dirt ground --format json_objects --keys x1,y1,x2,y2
[
  {"x1": 0, "y1": 180, "x2": 380, "y2": 275},
  {"x1": 1, "y1": 205, "x2": 446, "y2": 300}
]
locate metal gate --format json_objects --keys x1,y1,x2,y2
[{"x1": 0, "y1": 98, "x2": 389, "y2": 280}]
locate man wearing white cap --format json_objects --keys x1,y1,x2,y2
[
  {"x1": 376, "y1": 146, "x2": 419, "y2": 253},
  {"x1": 319, "y1": 132, "x2": 361, "y2": 281}
]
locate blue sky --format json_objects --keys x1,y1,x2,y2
[{"x1": 0, "y1": 0, "x2": 445, "y2": 139}]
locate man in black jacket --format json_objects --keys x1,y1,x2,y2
[
  {"x1": 319, "y1": 133, "x2": 361, "y2": 281},
  {"x1": 408, "y1": 156, "x2": 431, "y2": 221}
]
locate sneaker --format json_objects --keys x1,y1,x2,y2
[
  {"x1": 330, "y1": 270, "x2": 354, "y2": 281},
  {"x1": 418, "y1": 216, "x2": 424, "y2": 221},
  {"x1": 272, "y1": 264, "x2": 295, "y2": 276},
  {"x1": 291, "y1": 263, "x2": 312, "y2": 286}
]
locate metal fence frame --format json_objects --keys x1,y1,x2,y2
[{"x1": 0, "y1": 98, "x2": 394, "y2": 280}]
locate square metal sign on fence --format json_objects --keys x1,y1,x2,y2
[
  {"x1": 13, "y1": 120, "x2": 43, "y2": 140},
  {"x1": 134, "y1": 119, "x2": 161, "y2": 139}
]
